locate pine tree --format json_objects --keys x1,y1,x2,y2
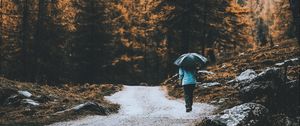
[{"x1": 71, "y1": 0, "x2": 111, "y2": 83}]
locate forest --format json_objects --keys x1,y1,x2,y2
[
  {"x1": 0, "y1": 0, "x2": 299, "y2": 125},
  {"x1": 0, "y1": 0, "x2": 298, "y2": 85}
]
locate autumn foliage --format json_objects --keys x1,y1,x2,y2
[{"x1": 0, "y1": 0, "x2": 297, "y2": 84}]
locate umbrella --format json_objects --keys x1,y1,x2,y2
[{"x1": 174, "y1": 53, "x2": 207, "y2": 67}]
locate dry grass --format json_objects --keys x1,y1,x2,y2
[{"x1": 0, "y1": 77, "x2": 122, "y2": 125}]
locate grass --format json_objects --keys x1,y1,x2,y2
[{"x1": 0, "y1": 77, "x2": 123, "y2": 125}]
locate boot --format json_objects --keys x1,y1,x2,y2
[
  {"x1": 186, "y1": 107, "x2": 192, "y2": 112},
  {"x1": 186, "y1": 105, "x2": 192, "y2": 112}
]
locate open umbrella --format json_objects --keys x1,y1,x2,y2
[{"x1": 174, "y1": 53, "x2": 207, "y2": 67}]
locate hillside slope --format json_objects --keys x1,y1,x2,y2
[
  {"x1": 0, "y1": 78, "x2": 122, "y2": 125},
  {"x1": 162, "y1": 38, "x2": 299, "y2": 125}
]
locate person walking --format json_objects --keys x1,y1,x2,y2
[
  {"x1": 174, "y1": 53, "x2": 207, "y2": 112},
  {"x1": 179, "y1": 66, "x2": 196, "y2": 112}
]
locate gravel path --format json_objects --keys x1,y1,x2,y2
[{"x1": 50, "y1": 86, "x2": 216, "y2": 126}]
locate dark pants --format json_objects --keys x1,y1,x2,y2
[{"x1": 183, "y1": 84, "x2": 195, "y2": 109}]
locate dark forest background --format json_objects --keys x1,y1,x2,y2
[{"x1": 0, "y1": 0, "x2": 298, "y2": 85}]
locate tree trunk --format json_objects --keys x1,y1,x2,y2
[
  {"x1": 181, "y1": 27, "x2": 190, "y2": 53},
  {"x1": 34, "y1": 0, "x2": 47, "y2": 83},
  {"x1": 181, "y1": 0, "x2": 191, "y2": 54},
  {"x1": 0, "y1": 0, "x2": 3, "y2": 75},
  {"x1": 289, "y1": 0, "x2": 300, "y2": 44},
  {"x1": 0, "y1": 0, "x2": 2, "y2": 45},
  {"x1": 20, "y1": 0, "x2": 31, "y2": 81},
  {"x1": 201, "y1": 0, "x2": 208, "y2": 55}
]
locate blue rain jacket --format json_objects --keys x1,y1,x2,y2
[{"x1": 179, "y1": 67, "x2": 196, "y2": 85}]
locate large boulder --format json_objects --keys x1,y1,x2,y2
[
  {"x1": 239, "y1": 81, "x2": 273, "y2": 103},
  {"x1": 238, "y1": 68, "x2": 283, "y2": 102},
  {"x1": 277, "y1": 80, "x2": 299, "y2": 114},
  {"x1": 238, "y1": 67, "x2": 299, "y2": 115},
  {"x1": 251, "y1": 67, "x2": 282, "y2": 83},
  {"x1": 229, "y1": 67, "x2": 282, "y2": 88},
  {"x1": 201, "y1": 103, "x2": 268, "y2": 126}
]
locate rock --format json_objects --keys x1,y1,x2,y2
[
  {"x1": 198, "y1": 70, "x2": 214, "y2": 75},
  {"x1": 2, "y1": 90, "x2": 45, "y2": 107},
  {"x1": 239, "y1": 81, "x2": 273, "y2": 102},
  {"x1": 239, "y1": 52, "x2": 245, "y2": 56},
  {"x1": 229, "y1": 67, "x2": 282, "y2": 86},
  {"x1": 210, "y1": 100, "x2": 218, "y2": 104},
  {"x1": 0, "y1": 88, "x2": 17, "y2": 105},
  {"x1": 5, "y1": 95, "x2": 22, "y2": 106},
  {"x1": 289, "y1": 57, "x2": 299, "y2": 62},
  {"x1": 72, "y1": 102, "x2": 107, "y2": 115},
  {"x1": 18, "y1": 90, "x2": 32, "y2": 98},
  {"x1": 200, "y1": 82, "x2": 221, "y2": 88},
  {"x1": 261, "y1": 59, "x2": 275, "y2": 65},
  {"x1": 55, "y1": 101, "x2": 107, "y2": 115},
  {"x1": 238, "y1": 68, "x2": 283, "y2": 104},
  {"x1": 269, "y1": 114, "x2": 300, "y2": 126},
  {"x1": 218, "y1": 98, "x2": 227, "y2": 104},
  {"x1": 49, "y1": 94, "x2": 59, "y2": 99},
  {"x1": 201, "y1": 103, "x2": 268, "y2": 126},
  {"x1": 238, "y1": 67, "x2": 299, "y2": 117},
  {"x1": 35, "y1": 95, "x2": 52, "y2": 103},
  {"x1": 140, "y1": 82, "x2": 148, "y2": 86},
  {"x1": 2, "y1": 90, "x2": 39, "y2": 106},
  {"x1": 22, "y1": 108, "x2": 37, "y2": 115},
  {"x1": 227, "y1": 69, "x2": 257, "y2": 84},
  {"x1": 221, "y1": 64, "x2": 227, "y2": 68},
  {"x1": 275, "y1": 62, "x2": 285, "y2": 67},
  {"x1": 234, "y1": 67, "x2": 282, "y2": 88},
  {"x1": 200, "y1": 118, "x2": 226, "y2": 126},
  {"x1": 21, "y1": 99, "x2": 40, "y2": 106},
  {"x1": 236, "y1": 69, "x2": 257, "y2": 82},
  {"x1": 275, "y1": 57, "x2": 300, "y2": 67},
  {"x1": 0, "y1": 111, "x2": 5, "y2": 116},
  {"x1": 253, "y1": 67, "x2": 281, "y2": 82},
  {"x1": 278, "y1": 80, "x2": 299, "y2": 114}
]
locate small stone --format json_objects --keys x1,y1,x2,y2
[
  {"x1": 55, "y1": 101, "x2": 107, "y2": 115},
  {"x1": 18, "y1": 90, "x2": 32, "y2": 98},
  {"x1": 210, "y1": 100, "x2": 217, "y2": 104},
  {"x1": 22, "y1": 99, "x2": 40, "y2": 106},
  {"x1": 218, "y1": 98, "x2": 226, "y2": 104},
  {"x1": 200, "y1": 82, "x2": 221, "y2": 88},
  {"x1": 198, "y1": 70, "x2": 214, "y2": 74}
]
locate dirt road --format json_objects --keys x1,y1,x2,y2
[{"x1": 50, "y1": 86, "x2": 216, "y2": 126}]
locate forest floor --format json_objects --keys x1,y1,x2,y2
[
  {"x1": 49, "y1": 86, "x2": 216, "y2": 126},
  {"x1": 0, "y1": 77, "x2": 122, "y2": 125}
]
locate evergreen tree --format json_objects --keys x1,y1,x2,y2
[{"x1": 71, "y1": 0, "x2": 111, "y2": 83}]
